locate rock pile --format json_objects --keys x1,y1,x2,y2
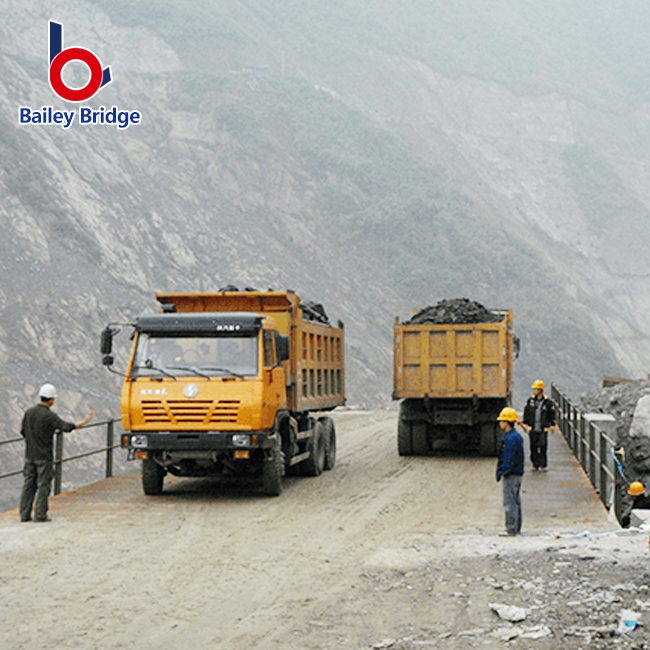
[
  {"x1": 405, "y1": 298, "x2": 503, "y2": 325},
  {"x1": 579, "y1": 379, "x2": 650, "y2": 442},
  {"x1": 579, "y1": 380, "x2": 650, "y2": 524}
]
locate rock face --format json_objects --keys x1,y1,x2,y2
[
  {"x1": 0, "y1": 0, "x2": 642, "y2": 464},
  {"x1": 626, "y1": 396, "x2": 650, "y2": 476}
]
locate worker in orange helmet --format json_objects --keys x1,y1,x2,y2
[
  {"x1": 522, "y1": 380, "x2": 556, "y2": 472},
  {"x1": 620, "y1": 481, "x2": 649, "y2": 528}
]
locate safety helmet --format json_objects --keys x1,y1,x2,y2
[
  {"x1": 531, "y1": 380, "x2": 545, "y2": 390},
  {"x1": 497, "y1": 407, "x2": 518, "y2": 422},
  {"x1": 38, "y1": 383, "x2": 57, "y2": 400},
  {"x1": 628, "y1": 481, "x2": 645, "y2": 497}
]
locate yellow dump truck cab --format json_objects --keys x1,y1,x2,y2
[
  {"x1": 121, "y1": 312, "x2": 287, "y2": 433},
  {"x1": 106, "y1": 290, "x2": 344, "y2": 496}
]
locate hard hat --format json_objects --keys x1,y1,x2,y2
[
  {"x1": 532, "y1": 379, "x2": 545, "y2": 390},
  {"x1": 628, "y1": 481, "x2": 645, "y2": 497},
  {"x1": 497, "y1": 407, "x2": 518, "y2": 422},
  {"x1": 38, "y1": 383, "x2": 57, "y2": 399}
]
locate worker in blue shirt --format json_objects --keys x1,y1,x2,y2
[{"x1": 496, "y1": 407, "x2": 524, "y2": 536}]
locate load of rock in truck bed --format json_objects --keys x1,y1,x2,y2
[
  {"x1": 217, "y1": 285, "x2": 330, "y2": 324},
  {"x1": 404, "y1": 299, "x2": 503, "y2": 325}
]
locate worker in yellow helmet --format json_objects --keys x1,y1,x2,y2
[
  {"x1": 522, "y1": 380, "x2": 556, "y2": 471},
  {"x1": 496, "y1": 407, "x2": 524, "y2": 536}
]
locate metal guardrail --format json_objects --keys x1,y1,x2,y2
[
  {"x1": 551, "y1": 384, "x2": 617, "y2": 511},
  {"x1": 0, "y1": 419, "x2": 121, "y2": 496}
]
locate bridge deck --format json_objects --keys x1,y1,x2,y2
[{"x1": 0, "y1": 414, "x2": 616, "y2": 650}]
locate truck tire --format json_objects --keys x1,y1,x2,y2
[
  {"x1": 411, "y1": 422, "x2": 429, "y2": 456},
  {"x1": 479, "y1": 423, "x2": 498, "y2": 456},
  {"x1": 397, "y1": 418, "x2": 413, "y2": 456},
  {"x1": 262, "y1": 449, "x2": 284, "y2": 496},
  {"x1": 303, "y1": 420, "x2": 326, "y2": 476},
  {"x1": 320, "y1": 417, "x2": 336, "y2": 470},
  {"x1": 142, "y1": 459, "x2": 164, "y2": 495}
]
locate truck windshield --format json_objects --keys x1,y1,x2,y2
[{"x1": 131, "y1": 334, "x2": 258, "y2": 379}]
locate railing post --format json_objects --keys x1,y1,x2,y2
[
  {"x1": 562, "y1": 399, "x2": 576, "y2": 446},
  {"x1": 579, "y1": 410, "x2": 586, "y2": 468},
  {"x1": 599, "y1": 430, "x2": 609, "y2": 505},
  {"x1": 588, "y1": 422, "x2": 595, "y2": 486},
  {"x1": 106, "y1": 420, "x2": 114, "y2": 479},
  {"x1": 54, "y1": 430, "x2": 63, "y2": 495}
]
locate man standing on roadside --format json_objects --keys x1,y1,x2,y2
[
  {"x1": 19, "y1": 383, "x2": 94, "y2": 522},
  {"x1": 496, "y1": 407, "x2": 524, "y2": 536},
  {"x1": 523, "y1": 379, "x2": 556, "y2": 471}
]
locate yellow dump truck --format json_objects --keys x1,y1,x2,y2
[
  {"x1": 393, "y1": 308, "x2": 516, "y2": 456},
  {"x1": 101, "y1": 290, "x2": 345, "y2": 495}
]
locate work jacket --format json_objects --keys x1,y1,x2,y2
[
  {"x1": 523, "y1": 395, "x2": 556, "y2": 432},
  {"x1": 496, "y1": 427, "x2": 524, "y2": 481},
  {"x1": 21, "y1": 403, "x2": 75, "y2": 461}
]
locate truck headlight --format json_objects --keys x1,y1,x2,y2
[
  {"x1": 131, "y1": 435, "x2": 149, "y2": 448},
  {"x1": 232, "y1": 434, "x2": 250, "y2": 447}
]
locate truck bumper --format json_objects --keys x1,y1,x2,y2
[{"x1": 121, "y1": 431, "x2": 277, "y2": 461}]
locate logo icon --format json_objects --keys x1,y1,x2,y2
[
  {"x1": 48, "y1": 20, "x2": 112, "y2": 103},
  {"x1": 183, "y1": 384, "x2": 199, "y2": 399}
]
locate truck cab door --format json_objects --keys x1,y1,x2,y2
[{"x1": 262, "y1": 330, "x2": 287, "y2": 429}]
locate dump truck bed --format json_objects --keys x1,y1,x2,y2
[
  {"x1": 393, "y1": 311, "x2": 513, "y2": 400},
  {"x1": 157, "y1": 290, "x2": 345, "y2": 412}
]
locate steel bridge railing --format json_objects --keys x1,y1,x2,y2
[
  {"x1": 0, "y1": 419, "x2": 122, "y2": 496},
  {"x1": 551, "y1": 384, "x2": 617, "y2": 512}
]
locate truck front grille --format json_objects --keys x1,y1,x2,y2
[{"x1": 141, "y1": 399, "x2": 240, "y2": 425}]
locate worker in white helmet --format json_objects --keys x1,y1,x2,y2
[{"x1": 19, "y1": 384, "x2": 94, "y2": 522}]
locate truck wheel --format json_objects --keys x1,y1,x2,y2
[
  {"x1": 142, "y1": 459, "x2": 164, "y2": 495},
  {"x1": 397, "y1": 418, "x2": 413, "y2": 456},
  {"x1": 320, "y1": 417, "x2": 336, "y2": 470},
  {"x1": 412, "y1": 422, "x2": 429, "y2": 456},
  {"x1": 303, "y1": 420, "x2": 326, "y2": 476},
  {"x1": 479, "y1": 423, "x2": 497, "y2": 456},
  {"x1": 262, "y1": 449, "x2": 284, "y2": 496}
]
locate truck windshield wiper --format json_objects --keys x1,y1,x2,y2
[
  {"x1": 199, "y1": 366, "x2": 246, "y2": 379},
  {"x1": 167, "y1": 366, "x2": 211, "y2": 379},
  {"x1": 134, "y1": 361, "x2": 177, "y2": 379}
]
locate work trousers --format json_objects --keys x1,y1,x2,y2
[
  {"x1": 502, "y1": 473, "x2": 522, "y2": 535},
  {"x1": 529, "y1": 429, "x2": 548, "y2": 469},
  {"x1": 19, "y1": 459, "x2": 53, "y2": 521}
]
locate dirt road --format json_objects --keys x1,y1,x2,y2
[{"x1": 0, "y1": 411, "x2": 647, "y2": 649}]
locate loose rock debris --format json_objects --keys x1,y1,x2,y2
[
  {"x1": 489, "y1": 602, "x2": 527, "y2": 622},
  {"x1": 360, "y1": 547, "x2": 650, "y2": 650},
  {"x1": 404, "y1": 298, "x2": 503, "y2": 325}
]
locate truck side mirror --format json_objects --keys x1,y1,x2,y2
[
  {"x1": 276, "y1": 335, "x2": 290, "y2": 363},
  {"x1": 513, "y1": 336, "x2": 521, "y2": 360},
  {"x1": 100, "y1": 327, "x2": 113, "y2": 355}
]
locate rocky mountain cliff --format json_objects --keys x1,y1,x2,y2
[{"x1": 1, "y1": 0, "x2": 644, "y2": 449}]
